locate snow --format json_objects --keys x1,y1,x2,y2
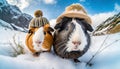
[
  {"x1": 0, "y1": 22, "x2": 27, "y2": 56},
  {"x1": 87, "y1": 33, "x2": 120, "y2": 69},
  {"x1": 0, "y1": 19, "x2": 26, "y2": 42},
  {"x1": 11, "y1": 23, "x2": 26, "y2": 31},
  {"x1": 12, "y1": 16, "x2": 18, "y2": 19},
  {"x1": 0, "y1": 53, "x2": 77, "y2": 69},
  {"x1": 0, "y1": 20, "x2": 120, "y2": 69},
  {"x1": 0, "y1": 19, "x2": 13, "y2": 29}
]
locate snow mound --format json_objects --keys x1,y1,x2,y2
[
  {"x1": 0, "y1": 53, "x2": 85, "y2": 69},
  {"x1": 0, "y1": 33, "x2": 120, "y2": 69}
]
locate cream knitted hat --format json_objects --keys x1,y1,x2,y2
[{"x1": 56, "y1": 4, "x2": 92, "y2": 24}]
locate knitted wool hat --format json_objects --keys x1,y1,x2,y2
[
  {"x1": 29, "y1": 17, "x2": 49, "y2": 28},
  {"x1": 56, "y1": 4, "x2": 92, "y2": 24},
  {"x1": 29, "y1": 10, "x2": 49, "y2": 28}
]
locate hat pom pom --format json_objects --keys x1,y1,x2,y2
[{"x1": 34, "y1": 10, "x2": 43, "y2": 17}]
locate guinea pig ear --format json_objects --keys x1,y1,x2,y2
[
  {"x1": 54, "y1": 17, "x2": 72, "y2": 30},
  {"x1": 54, "y1": 23, "x2": 62, "y2": 29},
  {"x1": 28, "y1": 27, "x2": 35, "y2": 33},
  {"x1": 48, "y1": 27, "x2": 54, "y2": 32},
  {"x1": 84, "y1": 23, "x2": 93, "y2": 32},
  {"x1": 28, "y1": 29, "x2": 33, "y2": 33}
]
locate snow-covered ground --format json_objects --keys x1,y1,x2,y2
[
  {"x1": 0, "y1": 21, "x2": 120, "y2": 69},
  {"x1": 0, "y1": 25, "x2": 27, "y2": 56}
]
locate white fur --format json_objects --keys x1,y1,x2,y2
[
  {"x1": 66, "y1": 19, "x2": 87, "y2": 52},
  {"x1": 33, "y1": 27, "x2": 45, "y2": 52}
]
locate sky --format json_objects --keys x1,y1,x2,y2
[{"x1": 6, "y1": 0, "x2": 120, "y2": 21}]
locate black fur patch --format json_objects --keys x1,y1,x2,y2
[
  {"x1": 28, "y1": 29, "x2": 33, "y2": 33},
  {"x1": 54, "y1": 17, "x2": 72, "y2": 31},
  {"x1": 48, "y1": 27, "x2": 54, "y2": 32}
]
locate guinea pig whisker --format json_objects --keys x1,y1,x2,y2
[{"x1": 56, "y1": 44, "x2": 66, "y2": 51}]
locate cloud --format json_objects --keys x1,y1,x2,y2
[
  {"x1": 42, "y1": 0, "x2": 56, "y2": 4},
  {"x1": 114, "y1": 3, "x2": 120, "y2": 11},
  {"x1": 7, "y1": 0, "x2": 31, "y2": 10},
  {"x1": 6, "y1": 0, "x2": 56, "y2": 10},
  {"x1": 80, "y1": 0, "x2": 86, "y2": 2},
  {"x1": 49, "y1": 19, "x2": 56, "y2": 28}
]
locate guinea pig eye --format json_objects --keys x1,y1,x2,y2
[
  {"x1": 44, "y1": 32, "x2": 46, "y2": 35},
  {"x1": 65, "y1": 26, "x2": 69, "y2": 31}
]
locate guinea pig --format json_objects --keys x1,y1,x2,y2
[
  {"x1": 25, "y1": 24, "x2": 54, "y2": 56},
  {"x1": 53, "y1": 17, "x2": 93, "y2": 62}
]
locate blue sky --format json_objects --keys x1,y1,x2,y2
[{"x1": 6, "y1": 0, "x2": 120, "y2": 20}]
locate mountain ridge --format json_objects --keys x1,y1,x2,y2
[
  {"x1": 93, "y1": 12, "x2": 120, "y2": 36},
  {"x1": 0, "y1": 0, "x2": 33, "y2": 32}
]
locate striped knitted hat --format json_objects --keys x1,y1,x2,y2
[
  {"x1": 29, "y1": 17, "x2": 49, "y2": 28},
  {"x1": 29, "y1": 10, "x2": 49, "y2": 28}
]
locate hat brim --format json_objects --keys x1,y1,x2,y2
[{"x1": 56, "y1": 12, "x2": 92, "y2": 24}]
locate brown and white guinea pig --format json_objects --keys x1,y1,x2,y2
[
  {"x1": 25, "y1": 24, "x2": 54, "y2": 56},
  {"x1": 53, "y1": 17, "x2": 93, "y2": 62}
]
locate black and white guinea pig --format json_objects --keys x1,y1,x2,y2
[{"x1": 53, "y1": 17, "x2": 93, "y2": 62}]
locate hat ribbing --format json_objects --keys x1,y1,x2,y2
[{"x1": 29, "y1": 17, "x2": 49, "y2": 28}]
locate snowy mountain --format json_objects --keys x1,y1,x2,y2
[
  {"x1": 93, "y1": 12, "x2": 120, "y2": 36},
  {"x1": 0, "y1": 19, "x2": 29, "y2": 32},
  {"x1": 0, "y1": 19, "x2": 13, "y2": 29},
  {"x1": 0, "y1": 0, "x2": 32, "y2": 31}
]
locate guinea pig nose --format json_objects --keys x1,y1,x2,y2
[
  {"x1": 72, "y1": 41, "x2": 81, "y2": 46},
  {"x1": 35, "y1": 41, "x2": 42, "y2": 44}
]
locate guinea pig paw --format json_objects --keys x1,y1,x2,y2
[
  {"x1": 33, "y1": 52, "x2": 40, "y2": 57},
  {"x1": 41, "y1": 46, "x2": 48, "y2": 51}
]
